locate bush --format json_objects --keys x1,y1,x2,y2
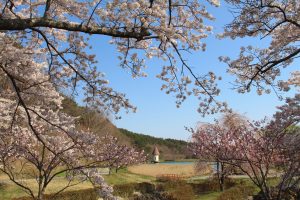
[
  {"x1": 157, "y1": 180, "x2": 195, "y2": 200},
  {"x1": 135, "y1": 182, "x2": 156, "y2": 193},
  {"x1": 130, "y1": 192, "x2": 176, "y2": 200},
  {"x1": 168, "y1": 184, "x2": 194, "y2": 200},
  {"x1": 216, "y1": 185, "x2": 256, "y2": 200},
  {"x1": 190, "y1": 177, "x2": 236, "y2": 194},
  {"x1": 113, "y1": 183, "x2": 135, "y2": 198},
  {"x1": 12, "y1": 188, "x2": 98, "y2": 200},
  {"x1": 112, "y1": 182, "x2": 175, "y2": 199},
  {"x1": 113, "y1": 182, "x2": 156, "y2": 198},
  {"x1": 253, "y1": 187, "x2": 300, "y2": 200}
]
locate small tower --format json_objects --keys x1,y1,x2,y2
[{"x1": 152, "y1": 146, "x2": 160, "y2": 163}]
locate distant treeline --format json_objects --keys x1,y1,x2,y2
[{"x1": 119, "y1": 128, "x2": 191, "y2": 160}]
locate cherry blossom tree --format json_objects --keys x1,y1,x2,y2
[
  {"x1": 190, "y1": 95, "x2": 300, "y2": 199},
  {"x1": 0, "y1": 0, "x2": 227, "y2": 117},
  {"x1": 219, "y1": 0, "x2": 300, "y2": 95},
  {"x1": 189, "y1": 112, "x2": 248, "y2": 191},
  {"x1": 0, "y1": 33, "x2": 145, "y2": 199},
  {"x1": 0, "y1": 108, "x2": 145, "y2": 200},
  {"x1": 93, "y1": 136, "x2": 146, "y2": 174}
]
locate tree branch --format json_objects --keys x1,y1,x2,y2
[{"x1": 0, "y1": 18, "x2": 151, "y2": 39}]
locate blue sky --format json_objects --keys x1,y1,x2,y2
[{"x1": 83, "y1": 1, "x2": 298, "y2": 140}]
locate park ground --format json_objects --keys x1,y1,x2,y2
[{"x1": 0, "y1": 162, "x2": 267, "y2": 200}]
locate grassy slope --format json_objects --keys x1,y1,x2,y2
[{"x1": 103, "y1": 168, "x2": 155, "y2": 185}]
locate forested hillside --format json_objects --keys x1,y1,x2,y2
[
  {"x1": 119, "y1": 129, "x2": 191, "y2": 160},
  {"x1": 62, "y1": 98, "x2": 190, "y2": 160},
  {"x1": 62, "y1": 98, "x2": 131, "y2": 145}
]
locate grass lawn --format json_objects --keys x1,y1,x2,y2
[
  {"x1": 0, "y1": 168, "x2": 154, "y2": 200},
  {"x1": 104, "y1": 168, "x2": 155, "y2": 185},
  {"x1": 0, "y1": 177, "x2": 93, "y2": 200}
]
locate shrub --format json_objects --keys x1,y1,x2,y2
[
  {"x1": 253, "y1": 187, "x2": 300, "y2": 200},
  {"x1": 223, "y1": 178, "x2": 238, "y2": 190},
  {"x1": 216, "y1": 185, "x2": 256, "y2": 200},
  {"x1": 113, "y1": 182, "x2": 156, "y2": 197},
  {"x1": 114, "y1": 181, "x2": 195, "y2": 200},
  {"x1": 113, "y1": 183, "x2": 135, "y2": 198},
  {"x1": 130, "y1": 192, "x2": 176, "y2": 200},
  {"x1": 168, "y1": 185, "x2": 194, "y2": 200},
  {"x1": 190, "y1": 177, "x2": 236, "y2": 194},
  {"x1": 135, "y1": 182, "x2": 156, "y2": 193},
  {"x1": 158, "y1": 180, "x2": 195, "y2": 200},
  {"x1": 158, "y1": 180, "x2": 185, "y2": 190}
]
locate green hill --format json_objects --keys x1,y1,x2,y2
[
  {"x1": 119, "y1": 128, "x2": 190, "y2": 160},
  {"x1": 62, "y1": 98, "x2": 131, "y2": 145},
  {"x1": 62, "y1": 98, "x2": 190, "y2": 160}
]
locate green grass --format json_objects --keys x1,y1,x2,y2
[
  {"x1": 0, "y1": 178, "x2": 94, "y2": 200},
  {"x1": 0, "y1": 168, "x2": 155, "y2": 200},
  {"x1": 104, "y1": 168, "x2": 155, "y2": 185},
  {"x1": 267, "y1": 177, "x2": 280, "y2": 187}
]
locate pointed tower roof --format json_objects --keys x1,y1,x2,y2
[{"x1": 152, "y1": 146, "x2": 160, "y2": 155}]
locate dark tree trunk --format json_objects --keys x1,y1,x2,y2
[{"x1": 216, "y1": 161, "x2": 225, "y2": 191}]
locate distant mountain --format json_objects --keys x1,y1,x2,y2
[{"x1": 62, "y1": 98, "x2": 191, "y2": 160}]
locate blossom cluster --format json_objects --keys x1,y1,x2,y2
[
  {"x1": 0, "y1": 0, "x2": 226, "y2": 116},
  {"x1": 219, "y1": 0, "x2": 299, "y2": 95}
]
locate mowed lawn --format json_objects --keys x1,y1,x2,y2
[
  {"x1": 0, "y1": 176, "x2": 93, "y2": 200},
  {"x1": 128, "y1": 163, "x2": 209, "y2": 177}
]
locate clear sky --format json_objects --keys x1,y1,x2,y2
[{"x1": 83, "y1": 1, "x2": 298, "y2": 140}]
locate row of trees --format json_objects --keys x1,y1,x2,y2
[
  {"x1": 190, "y1": 94, "x2": 300, "y2": 199},
  {"x1": 119, "y1": 128, "x2": 187, "y2": 151}
]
